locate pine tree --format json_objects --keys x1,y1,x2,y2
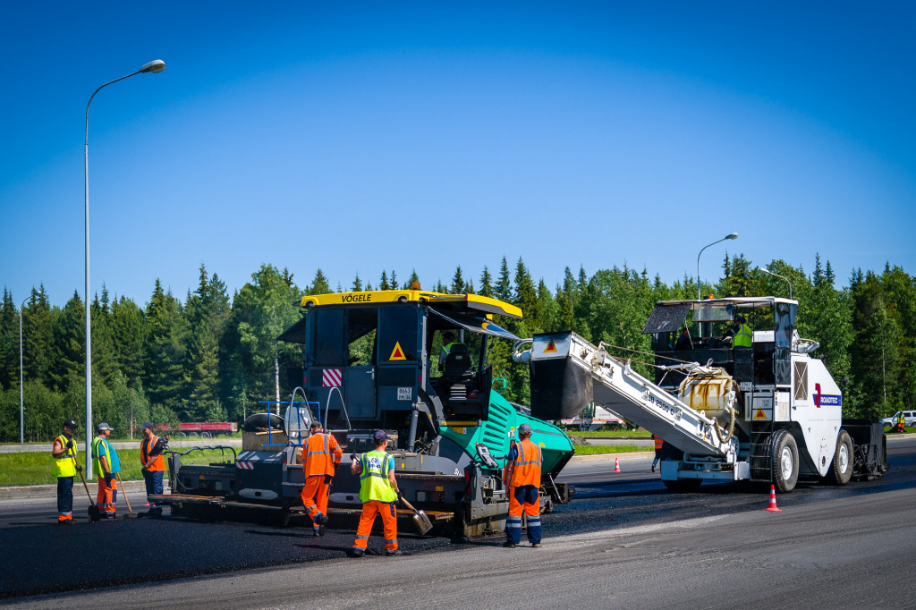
[
  {"x1": 495, "y1": 257, "x2": 512, "y2": 302},
  {"x1": 0, "y1": 289, "x2": 18, "y2": 390},
  {"x1": 110, "y1": 295, "x2": 147, "y2": 387},
  {"x1": 405, "y1": 269, "x2": 419, "y2": 290},
  {"x1": 309, "y1": 269, "x2": 330, "y2": 295},
  {"x1": 352, "y1": 273, "x2": 363, "y2": 292},
  {"x1": 514, "y1": 257, "x2": 538, "y2": 321},
  {"x1": 479, "y1": 266, "x2": 493, "y2": 297},
  {"x1": 451, "y1": 266, "x2": 465, "y2": 294},
  {"x1": 145, "y1": 280, "x2": 188, "y2": 414},
  {"x1": 50, "y1": 291, "x2": 85, "y2": 391},
  {"x1": 390, "y1": 270, "x2": 399, "y2": 290},
  {"x1": 379, "y1": 270, "x2": 390, "y2": 291}
]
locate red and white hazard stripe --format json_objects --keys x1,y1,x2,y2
[
  {"x1": 322, "y1": 368, "x2": 343, "y2": 387},
  {"x1": 236, "y1": 461, "x2": 255, "y2": 470}
]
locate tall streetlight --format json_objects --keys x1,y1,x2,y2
[
  {"x1": 697, "y1": 233, "x2": 738, "y2": 300},
  {"x1": 759, "y1": 267, "x2": 793, "y2": 300},
  {"x1": 19, "y1": 290, "x2": 40, "y2": 444},
  {"x1": 84, "y1": 59, "x2": 166, "y2": 477}
]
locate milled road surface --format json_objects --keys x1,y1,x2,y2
[{"x1": 2, "y1": 438, "x2": 914, "y2": 606}]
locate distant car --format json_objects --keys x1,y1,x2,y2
[{"x1": 879, "y1": 410, "x2": 916, "y2": 430}]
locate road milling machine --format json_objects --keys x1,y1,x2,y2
[
  {"x1": 518, "y1": 296, "x2": 887, "y2": 492},
  {"x1": 151, "y1": 288, "x2": 574, "y2": 537}
]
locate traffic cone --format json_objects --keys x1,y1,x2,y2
[
  {"x1": 764, "y1": 485, "x2": 781, "y2": 512},
  {"x1": 614, "y1": 457, "x2": 621, "y2": 473}
]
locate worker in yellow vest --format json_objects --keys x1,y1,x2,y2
[
  {"x1": 51, "y1": 419, "x2": 80, "y2": 524},
  {"x1": 92, "y1": 423, "x2": 121, "y2": 518},
  {"x1": 731, "y1": 316, "x2": 753, "y2": 348},
  {"x1": 350, "y1": 430, "x2": 400, "y2": 557}
]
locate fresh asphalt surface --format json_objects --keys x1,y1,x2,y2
[{"x1": 2, "y1": 437, "x2": 915, "y2": 607}]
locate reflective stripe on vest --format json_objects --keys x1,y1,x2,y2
[
  {"x1": 53, "y1": 435, "x2": 78, "y2": 478},
  {"x1": 510, "y1": 439, "x2": 542, "y2": 487},
  {"x1": 358, "y1": 450, "x2": 397, "y2": 503},
  {"x1": 142, "y1": 435, "x2": 166, "y2": 472},
  {"x1": 734, "y1": 324, "x2": 752, "y2": 347}
]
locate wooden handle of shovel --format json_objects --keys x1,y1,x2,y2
[
  {"x1": 116, "y1": 473, "x2": 133, "y2": 513},
  {"x1": 399, "y1": 495, "x2": 419, "y2": 513}
]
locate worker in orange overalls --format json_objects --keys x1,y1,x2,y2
[
  {"x1": 140, "y1": 422, "x2": 167, "y2": 512},
  {"x1": 301, "y1": 421, "x2": 343, "y2": 536},
  {"x1": 652, "y1": 434, "x2": 664, "y2": 472},
  {"x1": 350, "y1": 430, "x2": 400, "y2": 557},
  {"x1": 502, "y1": 423, "x2": 543, "y2": 548}
]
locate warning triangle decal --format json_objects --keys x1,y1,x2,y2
[
  {"x1": 543, "y1": 340, "x2": 557, "y2": 354},
  {"x1": 389, "y1": 341, "x2": 406, "y2": 361},
  {"x1": 754, "y1": 409, "x2": 767, "y2": 420}
]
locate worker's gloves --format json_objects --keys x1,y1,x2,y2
[
  {"x1": 350, "y1": 453, "x2": 358, "y2": 462},
  {"x1": 141, "y1": 467, "x2": 150, "y2": 475},
  {"x1": 66, "y1": 440, "x2": 74, "y2": 449}
]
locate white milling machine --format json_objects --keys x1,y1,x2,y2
[{"x1": 517, "y1": 297, "x2": 887, "y2": 492}]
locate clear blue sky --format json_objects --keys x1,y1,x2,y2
[{"x1": 1, "y1": 2, "x2": 914, "y2": 307}]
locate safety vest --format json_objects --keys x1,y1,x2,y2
[
  {"x1": 53, "y1": 434, "x2": 78, "y2": 478},
  {"x1": 303, "y1": 432, "x2": 342, "y2": 477},
  {"x1": 92, "y1": 436, "x2": 121, "y2": 478},
  {"x1": 142, "y1": 435, "x2": 166, "y2": 472},
  {"x1": 653, "y1": 435, "x2": 664, "y2": 450},
  {"x1": 733, "y1": 323, "x2": 753, "y2": 348},
  {"x1": 358, "y1": 450, "x2": 397, "y2": 503},
  {"x1": 510, "y1": 439, "x2": 542, "y2": 488}
]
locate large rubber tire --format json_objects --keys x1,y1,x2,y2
[
  {"x1": 662, "y1": 478, "x2": 703, "y2": 492},
  {"x1": 826, "y1": 430, "x2": 854, "y2": 485},
  {"x1": 770, "y1": 429, "x2": 799, "y2": 493}
]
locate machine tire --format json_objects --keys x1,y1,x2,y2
[
  {"x1": 770, "y1": 429, "x2": 799, "y2": 493},
  {"x1": 662, "y1": 478, "x2": 703, "y2": 492},
  {"x1": 201, "y1": 432, "x2": 211, "y2": 439},
  {"x1": 826, "y1": 430, "x2": 853, "y2": 486}
]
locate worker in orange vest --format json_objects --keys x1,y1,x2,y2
[
  {"x1": 140, "y1": 422, "x2": 167, "y2": 512},
  {"x1": 301, "y1": 421, "x2": 343, "y2": 536},
  {"x1": 651, "y1": 434, "x2": 664, "y2": 473},
  {"x1": 502, "y1": 423, "x2": 543, "y2": 548}
]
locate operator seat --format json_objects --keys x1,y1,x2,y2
[{"x1": 443, "y1": 343, "x2": 474, "y2": 401}]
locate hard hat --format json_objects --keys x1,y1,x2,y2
[
  {"x1": 63, "y1": 419, "x2": 78, "y2": 429},
  {"x1": 96, "y1": 422, "x2": 112, "y2": 432}
]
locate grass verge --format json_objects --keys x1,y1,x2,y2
[
  {"x1": 573, "y1": 445, "x2": 651, "y2": 455},
  {"x1": 566, "y1": 429, "x2": 652, "y2": 438},
  {"x1": 0, "y1": 448, "x2": 236, "y2": 487}
]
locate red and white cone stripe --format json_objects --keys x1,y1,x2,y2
[
  {"x1": 764, "y1": 484, "x2": 781, "y2": 512},
  {"x1": 322, "y1": 368, "x2": 343, "y2": 387},
  {"x1": 613, "y1": 457, "x2": 621, "y2": 473},
  {"x1": 236, "y1": 461, "x2": 255, "y2": 470}
]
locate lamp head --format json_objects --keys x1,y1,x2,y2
[
  {"x1": 759, "y1": 267, "x2": 770, "y2": 275},
  {"x1": 140, "y1": 60, "x2": 166, "y2": 74},
  {"x1": 725, "y1": 232, "x2": 738, "y2": 240}
]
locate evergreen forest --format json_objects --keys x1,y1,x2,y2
[{"x1": 1, "y1": 255, "x2": 914, "y2": 442}]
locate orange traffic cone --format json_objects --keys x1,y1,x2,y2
[
  {"x1": 613, "y1": 457, "x2": 621, "y2": 473},
  {"x1": 764, "y1": 484, "x2": 781, "y2": 512}
]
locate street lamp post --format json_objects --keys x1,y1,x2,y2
[
  {"x1": 759, "y1": 267, "x2": 793, "y2": 300},
  {"x1": 84, "y1": 59, "x2": 166, "y2": 477},
  {"x1": 19, "y1": 291, "x2": 40, "y2": 443},
  {"x1": 697, "y1": 233, "x2": 738, "y2": 300}
]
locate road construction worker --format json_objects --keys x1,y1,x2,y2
[
  {"x1": 438, "y1": 331, "x2": 465, "y2": 370},
  {"x1": 301, "y1": 421, "x2": 343, "y2": 536},
  {"x1": 502, "y1": 423, "x2": 543, "y2": 548},
  {"x1": 675, "y1": 327, "x2": 692, "y2": 350},
  {"x1": 895, "y1": 411, "x2": 906, "y2": 433},
  {"x1": 731, "y1": 316, "x2": 753, "y2": 348},
  {"x1": 651, "y1": 434, "x2": 664, "y2": 473},
  {"x1": 140, "y1": 422, "x2": 166, "y2": 509},
  {"x1": 51, "y1": 419, "x2": 80, "y2": 524},
  {"x1": 350, "y1": 430, "x2": 400, "y2": 557},
  {"x1": 92, "y1": 423, "x2": 121, "y2": 518}
]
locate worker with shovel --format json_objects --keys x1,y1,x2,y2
[
  {"x1": 350, "y1": 430, "x2": 400, "y2": 557},
  {"x1": 301, "y1": 421, "x2": 343, "y2": 536},
  {"x1": 51, "y1": 419, "x2": 80, "y2": 524},
  {"x1": 92, "y1": 423, "x2": 121, "y2": 518}
]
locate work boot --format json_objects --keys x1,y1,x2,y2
[
  {"x1": 385, "y1": 549, "x2": 402, "y2": 557},
  {"x1": 314, "y1": 513, "x2": 326, "y2": 526},
  {"x1": 531, "y1": 543, "x2": 541, "y2": 548},
  {"x1": 350, "y1": 550, "x2": 365, "y2": 558},
  {"x1": 503, "y1": 541, "x2": 517, "y2": 548},
  {"x1": 651, "y1": 464, "x2": 655, "y2": 473},
  {"x1": 318, "y1": 524, "x2": 326, "y2": 537}
]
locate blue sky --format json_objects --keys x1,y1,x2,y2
[{"x1": 1, "y1": 2, "x2": 914, "y2": 307}]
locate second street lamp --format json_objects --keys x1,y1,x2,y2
[
  {"x1": 19, "y1": 291, "x2": 40, "y2": 444},
  {"x1": 84, "y1": 59, "x2": 166, "y2": 477},
  {"x1": 760, "y1": 267, "x2": 793, "y2": 300},
  {"x1": 697, "y1": 233, "x2": 738, "y2": 301}
]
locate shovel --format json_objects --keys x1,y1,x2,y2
[
  {"x1": 76, "y1": 467, "x2": 101, "y2": 522},
  {"x1": 116, "y1": 473, "x2": 133, "y2": 514},
  {"x1": 399, "y1": 495, "x2": 433, "y2": 535}
]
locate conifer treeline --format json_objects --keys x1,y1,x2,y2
[{"x1": 1, "y1": 255, "x2": 913, "y2": 442}]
